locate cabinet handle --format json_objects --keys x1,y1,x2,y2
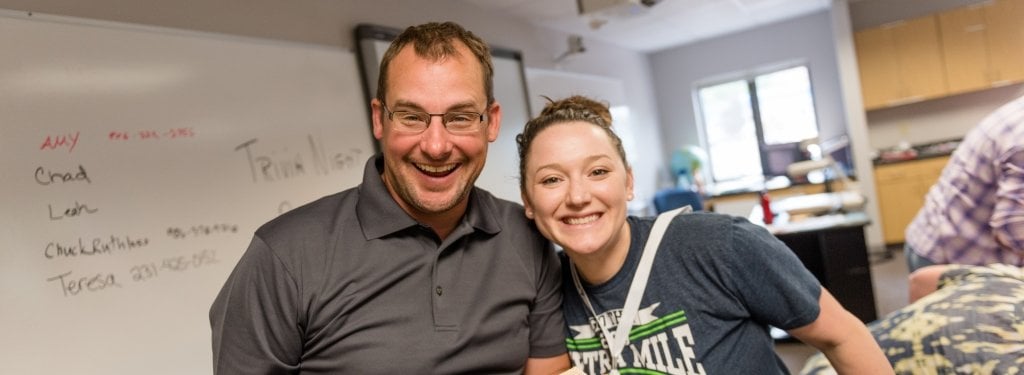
[
  {"x1": 991, "y1": 80, "x2": 1013, "y2": 88},
  {"x1": 881, "y1": 20, "x2": 906, "y2": 29},
  {"x1": 964, "y1": 24, "x2": 985, "y2": 33},
  {"x1": 969, "y1": 1, "x2": 996, "y2": 10},
  {"x1": 887, "y1": 95, "x2": 925, "y2": 106}
]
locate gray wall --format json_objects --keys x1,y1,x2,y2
[
  {"x1": 647, "y1": 8, "x2": 887, "y2": 250},
  {"x1": 0, "y1": 0, "x2": 665, "y2": 209},
  {"x1": 649, "y1": 10, "x2": 847, "y2": 175}
]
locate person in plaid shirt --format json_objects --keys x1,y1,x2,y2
[{"x1": 905, "y1": 94, "x2": 1024, "y2": 272}]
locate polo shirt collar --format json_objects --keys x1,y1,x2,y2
[{"x1": 356, "y1": 154, "x2": 501, "y2": 240}]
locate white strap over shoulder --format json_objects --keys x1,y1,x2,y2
[{"x1": 607, "y1": 204, "x2": 692, "y2": 367}]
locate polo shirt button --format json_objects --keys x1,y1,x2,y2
[{"x1": 435, "y1": 286, "x2": 443, "y2": 296}]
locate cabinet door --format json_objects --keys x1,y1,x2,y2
[
  {"x1": 855, "y1": 27, "x2": 902, "y2": 109},
  {"x1": 938, "y1": 4, "x2": 992, "y2": 94},
  {"x1": 855, "y1": 16, "x2": 947, "y2": 110},
  {"x1": 895, "y1": 16, "x2": 948, "y2": 103},
  {"x1": 876, "y1": 176, "x2": 924, "y2": 244},
  {"x1": 939, "y1": 0, "x2": 1024, "y2": 94},
  {"x1": 986, "y1": 0, "x2": 1024, "y2": 84},
  {"x1": 873, "y1": 157, "x2": 951, "y2": 244}
]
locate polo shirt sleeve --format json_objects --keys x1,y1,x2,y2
[
  {"x1": 528, "y1": 241, "x2": 569, "y2": 358},
  {"x1": 210, "y1": 236, "x2": 302, "y2": 374},
  {"x1": 992, "y1": 148, "x2": 1024, "y2": 253}
]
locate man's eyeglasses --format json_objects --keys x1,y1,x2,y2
[{"x1": 381, "y1": 103, "x2": 486, "y2": 134}]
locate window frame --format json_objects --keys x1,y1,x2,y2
[{"x1": 694, "y1": 63, "x2": 821, "y2": 185}]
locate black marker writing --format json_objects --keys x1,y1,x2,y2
[
  {"x1": 166, "y1": 224, "x2": 238, "y2": 239},
  {"x1": 235, "y1": 138, "x2": 306, "y2": 183},
  {"x1": 46, "y1": 270, "x2": 122, "y2": 297},
  {"x1": 43, "y1": 235, "x2": 151, "y2": 259},
  {"x1": 235, "y1": 135, "x2": 363, "y2": 184},
  {"x1": 48, "y1": 201, "x2": 98, "y2": 220},
  {"x1": 34, "y1": 165, "x2": 91, "y2": 185},
  {"x1": 129, "y1": 249, "x2": 219, "y2": 283}
]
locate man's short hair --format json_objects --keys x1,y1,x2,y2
[{"x1": 376, "y1": 22, "x2": 495, "y2": 107}]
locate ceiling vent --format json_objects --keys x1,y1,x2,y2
[{"x1": 577, "y1": 0, "x2": 662, "y2": 18}]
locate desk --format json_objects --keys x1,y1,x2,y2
[
  {"x1": 705, "y1": 181, "x2": 845, "y2": 217},
  {"x1": 751, "y1": 210, "x2": 878, "y2": 323}
]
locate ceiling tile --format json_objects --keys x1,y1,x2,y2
[{"x1": 460, "y1": 0, "x2": 832, "y2": 52}]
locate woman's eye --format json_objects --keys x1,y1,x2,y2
[
  {"x1": 591, "y1": 168, "x2": 609, "y2": 176},
  {"x1": 540, "y1": 177, "x2": 560, "y2": 185}
]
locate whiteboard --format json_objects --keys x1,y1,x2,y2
[
  {"x1": 0, "y1": 11, "x2": 374, "y2": 375},
  {"x1": 355, "y1": 24, "x2": 531, "y2": 203}
]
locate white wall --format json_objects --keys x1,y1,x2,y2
[
  {"x1": 866, "y1": 84, "x2": 1024, "y2": 149},
  {"x1": 830, "y1": 0, "x2": 885, "y2": 253},
  {"x1": 0, "y1": 0, "x2": 665, "y2": 210}
]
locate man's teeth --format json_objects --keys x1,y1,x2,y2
[
  {"x1": 565, "y1": 215, "x2": 599, "y2": 225},
  {"x1": 417, "y1": 163, "x2": 456, "y2": 173}
]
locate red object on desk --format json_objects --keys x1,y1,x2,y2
[{"x1": 760, "y1": 190, "x2": 774, "y2": 224}]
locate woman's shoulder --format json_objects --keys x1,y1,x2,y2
[
  {"x1": 634, "y1": 211, "x2": 779, "y2": 258},
  {"x1": 667, "y1": 211, "x2": 748, "y2": 236},
  {"x1": 628, "y1": 212, "x2": 735, "y2": 249}
]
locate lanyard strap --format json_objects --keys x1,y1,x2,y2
[{"x1": 570, "y1": 205, "x2": 691, "y2": 370}]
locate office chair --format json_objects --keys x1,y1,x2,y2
[{"x1": 653, "y1": 188, "x2": 703, "y2": 213}]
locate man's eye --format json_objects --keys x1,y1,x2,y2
[
  {"x1": 398, "y1": 113, "x2": 426, "y2": 122},
  {"x1": 446, "y1": 113, "x2": 476, "y2": 123}
]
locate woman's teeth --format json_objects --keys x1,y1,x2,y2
[{"x1": 565, "y1": 214, "x2": 599, "y2": 225}]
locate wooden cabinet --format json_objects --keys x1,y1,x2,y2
[
  {"x1": 938, "y1": 0, "x2": 1024, "y2": 95},
  {"x1": 873, "y1": 156, "x2": 950, "y2": 244},
  {"x1": 855, "y1": 15, "x2": 948, "y2": 110}
]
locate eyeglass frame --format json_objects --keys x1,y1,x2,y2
[{"x1": 380, "y1": 103, "x2": 487, "y2": 134}]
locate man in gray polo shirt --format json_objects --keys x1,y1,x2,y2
[{"x1": 210, "y1": 22, "x2": 569, "y2": 374}]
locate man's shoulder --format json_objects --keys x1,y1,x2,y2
[
  {"x1": 471, "y1": 188, "x2": 550, "y2": 252},
  {"x1": 471, "y1": 187, "x2": 534, "y2": 228},
  {"x1": 472, "y1": 187, "x2": 525, "y2": 212}
]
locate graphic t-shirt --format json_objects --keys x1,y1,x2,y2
[{"x1": 561, "y1": 213, "x2": 821, "y2": 375}]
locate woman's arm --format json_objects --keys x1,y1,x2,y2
[
  {"x1": 787, "y1": 288, "x2": 892, "y2": 374},
  {"x1": 523, "y1": 353, "x2": 571, "y2": 375},
  {"x1": 907, "y1": 264, "x2": 953, "y2": 303}
]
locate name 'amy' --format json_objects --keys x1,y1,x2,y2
[{"x1": 39, "y1": 132, "x2": 80, "y2": 153}]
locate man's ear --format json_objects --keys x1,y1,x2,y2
[
  {"x1": 371, "y1": 98, "x2": 384, "y2": 140},
  {"x1": 485, "y1": 101, "x2": 502, "y2": 142}
]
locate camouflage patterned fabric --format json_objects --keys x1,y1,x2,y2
[{"x1": 801, "y1": 264, "x2": 1024, "y2": 375}]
